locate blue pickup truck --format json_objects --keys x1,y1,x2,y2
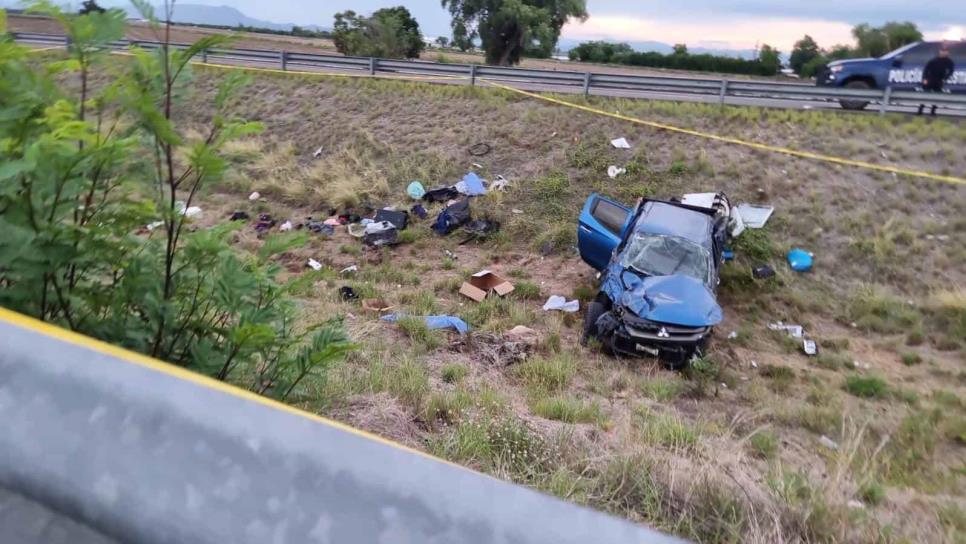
[
  {"x1": 578, "y1": 193, "x2": 734, "y2": 368},
  {"x1": 817, "y1": 40, "x2": 966, "y2": 110}
]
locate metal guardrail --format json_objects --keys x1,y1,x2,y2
[
  {"x1": 0, "y1": 307, "x2": 685, "y2": 543},
  {"x1": 13, "y1": 32, "x2": 966, "y2": 114}
]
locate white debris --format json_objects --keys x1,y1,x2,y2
[
  {"x1": 313, "y1": 146, "x2": 323, "y2": 158},
  {"x1": 751, "y1": 361, "x2": 759, "y2": 369},
  {"x1": 511, "y1": 209, "x2": 524, "y2": 214},
  {"x1": 847, "y1": 500, "x2": 865, "y2": 510},
  {"x1": 610, "y1": 137, "x2": 631, "y2": 149},
  {"x1": 279, "y1": 220, "x2": 293, "y2": 232},
  {"x1": 819, "y1": 435, "x2": 839, "y2": 451},
  {"x1": 735, "y1": 203, "x2": 774, "y2": 229},
  {"x1": 768, "y1": 322, "x2": 804, "y2": 338},
  {"x1": 248, "y1": 191, "x2": 261, "y2": 201},
  {"x1": 307, "y1": 259, "x2": 323, "y2": 271},
  {"x1": 542, "y1": 295, "x2": 579, "y2": 313},
  {"x1": 607, "y1": 165, "x2": 627, "y2": 178},
  {"x1": 340, "y1": 265, "x2": 358, "y2": 274},
  {"x1": 727, "y1": 331, "x2": 738, "y2": 340},
  {"x1": 491, "y1": 175, "x2": 510, "y2": 191},
  {"x1": 146, "y1": 220, "x2": 164, "y2": 231}
]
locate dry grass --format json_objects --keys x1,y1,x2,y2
[{"x1": 147, "y1": 63, "x2": 966, "y2": 542}]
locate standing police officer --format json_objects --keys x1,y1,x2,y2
[{"x1": 919, "y1": 44, "x2": 955, "y2": 115}]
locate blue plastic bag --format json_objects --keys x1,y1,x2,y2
[
  {"x1": 787, "y1": 248, "x2": 813, "y2": 272},
  {"x1": 381, "y1": 314, "x2": 469, "y2": 335},
  {"x1": 407, "y1": 181, "x2": 426, "y2": 200}
]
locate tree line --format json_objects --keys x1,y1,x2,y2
[{"x1": 568, "y1": 41, "x2": 782, "y2": 76}]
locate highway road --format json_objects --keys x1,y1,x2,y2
[{"x1": 20, "y1": 39, "x2": 966, "y2": 118}]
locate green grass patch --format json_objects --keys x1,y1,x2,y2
[
  {"x1": 512, "y1": 280, "x2": 542, "y2": 300},
  {"x1": 531, "y1": 395, "x2": 606, "y2": 426},
  {"x1": 639, "y1": 376, "x2": 682, "y2": 402},
  {"x1": 847, "y1": 284, "x2": 921, "y2": 334},
  {"x1": 900, "y1": 352, "x2": 922, "y2": 366},
  {"x1": 441, "y1": 363, "x2": 469, "y2": 384},
  {"x1": 635, "y1": 407, "x2": 700, "y2": 451},
  {"x1": 843, "y1": 375, "x2": 889, "y2": 399},
  {"x1": 760, "y1": 364, "x2": 796, "y2": 393},
  {"x1": 515, "y1": 353, "x2": 577, "y2": 393},
  {"x1": 749, "y1": 430, "x2": 779, "y2": 460}
]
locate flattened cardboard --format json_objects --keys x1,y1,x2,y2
[{"x1": 459, "y1": 270, "x2": 514, "y2": 302}]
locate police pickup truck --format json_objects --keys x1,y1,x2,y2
[{"x1": 816, "y1": 41, "x2": 965, "y2": 110}]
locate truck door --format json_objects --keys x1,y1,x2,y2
[{"x1": 577, "y1": 194, "x2": 632, "y2": 271}]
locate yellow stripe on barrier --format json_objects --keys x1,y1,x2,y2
[
  {"x1": 0, "y1": 306, "x2": 465, "y2": 469},
  {"x1": 478, "y1": 79, "x2": 966, "y2": 187}
]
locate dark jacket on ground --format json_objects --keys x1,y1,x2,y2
[{"x1": 923, "y1": 56, "x2": 955, "y2": 90}]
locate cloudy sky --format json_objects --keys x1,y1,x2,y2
[
  {"x1": 11, "y1": 1, "x2": 965, "y2": 51},
  {"x1": 184, "y1": 0, "x2": 962, "y2": 50}
]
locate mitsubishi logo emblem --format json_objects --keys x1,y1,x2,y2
[{"x1": 657, "y1": 327, "x2": 669, "y2": 338}]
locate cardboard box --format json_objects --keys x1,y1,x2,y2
[{"x1": 459, "y1": 270, "x2": 514, "y2": 302}]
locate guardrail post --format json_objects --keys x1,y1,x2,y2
[
  {"x1": 879, "y1": 86, "x2": 892, "y2": 116},
  {"x1": 369, "y1": 57, "x2": 376, "y2": 75},
  {"x1": 202, "y1": 48, "x2": 208, "y2": 63},
  {"x1": 64, "y1": 35, "x2": 71, "y2": 50},
  {"x1": 280, "y1": 50, "x2": 288, "y2": 71},
  {"x1": 469, "y1": 64, "x2": 477, "y2": 86},
  {"x1": 718, "y1": 79, "x2": 729, "y2": 105},
  {"x1": 583, "y1": 73, "x2": 592, "y2": 96}
]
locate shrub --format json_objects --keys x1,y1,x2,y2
[
  {"x1": 900, "y1": 352, "x2": 923, "y2": 366},
  {"x1": 749, "y1": 430, "x2": 779, "y2": 459},
  {"x1": 844, "y1": 375, "x2": 889, "y2": 399},
  {"x1": 0, "y1": 5, "x2": 354, "y2": 400}
]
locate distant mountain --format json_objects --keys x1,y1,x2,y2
[
  {"x1": 160, "y1": 4, "x2": 327, "y2": 32},
  {"x1": 0, "y1": 1, "x2": 327, "y2": 32}
]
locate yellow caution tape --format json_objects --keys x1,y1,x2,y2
[
  {"x1": 26, "y1": 41, "x2": 964, "y2": 186},
  {"x1": 479, "y1": 79, "x2": 966, "y2": 186}
]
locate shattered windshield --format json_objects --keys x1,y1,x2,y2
[{"x1": 620, "y1": 234, "x2": 711, "y2": 284}]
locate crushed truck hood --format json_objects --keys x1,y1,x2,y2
[{"x1": 604, "y1": 269, "x2": 723, "y2": 328}]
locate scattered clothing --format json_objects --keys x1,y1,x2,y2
[
  {"x1": 455, "y1": 172, "x2": 487, "y2": 196},
  {"x1": 752, "y1": 265, "x2": 776, "y2": 279},
  {"x1": 323, "y1": 218, "x2": 341, "y2": 227},
  {"x1": 542, "y1": 295, "x2": 580, "y2": 313},
  {"x1": 363, "y1": 222, "x2": 399, "y2": 247},
  {"x1": 490, "y1": 175, "x2": 510, "y2": 192},
  {"x1": 279, "y1": 220, "x2": 293, "y2": 232},
  {"x1": 407, "y1": 181, "x2": 426, "y2": 200},
  {"x1": 229, "y1": 211, "x2": 250, "y2": 221},
  {"x1": 432, "y1": 199, "x2": 471, "y2": 236},
  {"x1": 307, "y1": 259, "x2": 323, "y2": 271},
  {"x1": 411, "y1": 204, "x2": 428, "y2": 220},
  {"x1": 340, "y1": 286, "x2": 359, "y2": 301},
  {"x1": 254, "y1": 213, "x2": 276, "y2": 233},
  {"x1": 460, "y1": 219, "x2": 500, "y2": 244},
  {"x1": 306, "y1": 220, "x2": 334, "y2": 235},
  {"x1": 381, "y1": 313, "x2": 469, "y2": 335},
  {"x1": 423, "y1": 187, "x2": 460, "y2": 203},
  {"x1": 248, "y1": 192, "x2": 261, "y2": 201},
  {"x1": 375, "y1": 208, "x2": 409, "y2": 230},
  {"x1": 340, "y1": 265, "x2": 358, "y2": 274}
]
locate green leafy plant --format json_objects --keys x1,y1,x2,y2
[{"x1": 0, "y1": 2, "x2": 354, "y2": 397}]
